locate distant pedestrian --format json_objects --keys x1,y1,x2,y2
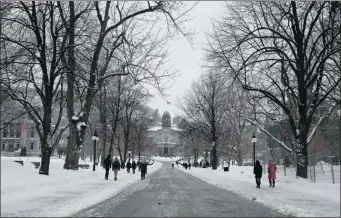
[
  {"x1": 176, "y1": 161, "x2": 179, "y2": 166},
  {"x1": 184, "y1": 163, "x2": 188, "y2": 170},
  {"x1": 112, "y1": 157, "x2": 121, "y2": 181},
  {"x1": 103, "y1": 154, "x2": 112, "y2": 180},
  {"x1": 126, "y1": 161, "x2": 132, "y2": 173},
  {"x1": 172, "y1": 163, "x2": 174, "y2": 169},
  {"x1": 132, "y1": 161, "x2": 137, "y2": 174},
  {"x1": 188, "y1": 163, "x2": 191, "y2": 169},
  {"x1": 268, "y1": 160, "x2": 277, "y2": 187},
  {"x1": 253, "y1": 160, "x2": 263, "y2": 188}
]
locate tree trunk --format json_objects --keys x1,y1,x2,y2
[
  {"x1": 99, "y1": 85, "x2": 108, "y2": 165},
  {"x1": 64, "y1": 125, "x2": 79, "y2": 170},
  {"x1": 39, "y1": 144, "x2": 52, "y2": 175},
  {"x1": 120, "y1": 152, "x2": 125, "y2": 169},
  {"x1": 296, "y1": 133, "x2": 308, "y2": 178},
  {"x1": 138, "y1": 149, "x2": 141, "y2": 162},
  {"x1": 64, "y1": 1, "x2": 79, "y2": 170},
  {"x1": 211, "y1": 144, "x2": 218, "y2": 170}
]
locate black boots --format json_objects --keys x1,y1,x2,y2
[{"x1": 269, "y1": 180, "x2": 275, "y2": 187}]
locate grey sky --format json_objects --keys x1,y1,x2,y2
[{"x1": 147, "y1": 1, "x2": 225, "y2": 119}]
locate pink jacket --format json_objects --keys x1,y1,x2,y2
[{"x1": 268, "y1": 160, "x2": 277, "y2": 180}]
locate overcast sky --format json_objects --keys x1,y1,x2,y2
[{"x1": 147, "y1": 1, "x2": 225, "y2": 119}]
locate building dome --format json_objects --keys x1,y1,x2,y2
[{"x1": 163, "y1": 111, "x2": 170, "y2": 116}]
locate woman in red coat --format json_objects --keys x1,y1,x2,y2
[{"x1": 268, "y1": 160, "x2": 277, "y2": 187}]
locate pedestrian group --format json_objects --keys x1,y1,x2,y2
[
  {"x1": 103, "y1": 154, "x2": 154, "y2": 181},
  {"x1": 253, "y1": 159, "x2": 277, "y2": 189}
]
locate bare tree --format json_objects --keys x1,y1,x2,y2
[
  {"x1": 206, "y1": 2, "x2": 341, "y2": 178},
  {"x1": 63, "y1": 2, "x2": 195, "y2": 169},
  {"x1": 180, "y1": 71, "x2": 229, "y2": 169},
  {"x1": 0, "y1": 2, "x2": 75, "y2": 175}
]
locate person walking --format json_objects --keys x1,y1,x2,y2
[
  {"x1": 140, "y1": 159, "x2": 154, "y2": 180},
  {"x1": 172, "y1": 163, "x2": 174, "y2": 169},
  {"x1": 103, "y1": 154, "x2": 112, "y2": 180},
  {"x1": 140, "y1": 161, "x2": 147, "y2": 180},
  {"x1": 188, "y1": 163, "x2": 191, "y2": 170},
  {"x1": 132, "y1": 161, "x2": 137, "y2": 174},
  {"x1": 126, "y1": 161, "x2": 132, "y2": 173},
  {"x1": 253, "y1": 160, "x2": 263, "y2": 189},
  {"x1": 112, "y1": 157, "x2": 121, "y2": 181},
  {"x1": 268, "y1": 160, "x2": 277, "y2": 187}
]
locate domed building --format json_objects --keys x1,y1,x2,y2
[{"x1": 147, "y1": 111, "x2": 183, "y2": 156}]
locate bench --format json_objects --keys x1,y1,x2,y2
[
  {"x1": 31, "y1": 162, "x2": 40, "y2": 169},
  {"x1": 14, "y1": 160, "x2": 24, "y2": 166},
  {"x1": 78, "y1": 164, "x2": 90, "y2": 169}
]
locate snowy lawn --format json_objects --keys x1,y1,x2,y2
[
  {"x1": 176, "y1": 164, "x2": 340, "y2": 217},
  {"x1": 1, "y1": 156, "x2": 162, "y2": 217}
]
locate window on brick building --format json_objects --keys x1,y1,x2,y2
[
  {"x1": 30, "y1": 126, "x2": 35, "y2": 138},
  {"x1": 3, "y1": 128, "x2": 8, "y2": 137},
  {"x1": 9, "y1": 124, "x2": 14, "y2": 137},
  {"x1": 16, "y1": 124, "x2": 21, "y2": 138}
]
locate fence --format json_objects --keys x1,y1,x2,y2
[{"x1": 267, "y1": 153, "x2": 340, "y2": 184}]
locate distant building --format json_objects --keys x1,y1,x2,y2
[
  {"x1": 1, "y1": 91, "x2": 68, "y2": 157},
  {"x1": 147, "y1": 111, "x2": 183, "y2": 156},
  {"x1": 1, "y1": 114, "x2": 41, "y2": 156}
]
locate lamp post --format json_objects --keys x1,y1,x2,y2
[
  {"x1": 251, "y1": 133, "x2": 257, "y2": 166},
  {"x1": 208, "y1": 151, "x2": 211, "y2": 167},
  {"x1": 92, "y1": 131, "x2": 99, "y2": 171}
]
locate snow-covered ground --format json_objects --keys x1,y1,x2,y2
[
  {"x1": 1, "y1": 156, "x2": 162, "y2": 217},
  {"x1": 151, "y1": 156, "x2": 182, "y2": 162},
  {"x1": 176, "y1": 164, "x2": 340, "y2": 217}
]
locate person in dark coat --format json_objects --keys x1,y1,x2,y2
[
  {"x1": 140, "y1": 161, "x2": 147, "y2": 180},
  {"x1": 112, "y1": 157, "x2": 121, "y2": 181},
  {"x1": 140, "y1": 159, "x2": 154, "y2": 180},
  {"x1": 172, "y1": 163, "x2": 174, "y2": 169},
  {"x1": 132, "y1": 161, "x2": 137, "y2": 174},
  {"x1": 126, "y1": 161, "x2": 132, "y2": 173},
  {"x1": 253, "y1": 160, "x2": 263, "y2": 189},
  {"x1": 176, "y1": 161, "x2": 179, "y2": 166},
  {"x1": 103, "y1": 154, "x2": 112, "y2": 180},
  {"x1": 188, "y1": 163, "x2": 191, "y2": 170},
  {"x1": 184, "y1": 163, "x2": 188, "y2": 170}
]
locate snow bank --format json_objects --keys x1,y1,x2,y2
[
  {"x1": 1, "y1": 157, "x2": 162, "y2": 217},
  {"x1": 176, "y1": 165, "x2": 340, "y2": 217}
]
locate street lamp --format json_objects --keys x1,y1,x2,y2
[
  {"x1": 208, "y1": 151, "x2": 211, "y2": 167},
  {"x1": 251, "y1": 133, "x2": 257, "y2": 166},
  {"x1": 92, "y1": 131, "x2": 99, "y2": 171},
  {"x1": 128, "y1": 149, "x2": 132, "y2": 162}
]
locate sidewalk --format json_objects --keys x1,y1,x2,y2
[
  {"x1": 1, "y1": 157, "x2": 162, "y2": 217},
  {"x1": 176, "y1": 165, "x2": 340, "y2": 217}
]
